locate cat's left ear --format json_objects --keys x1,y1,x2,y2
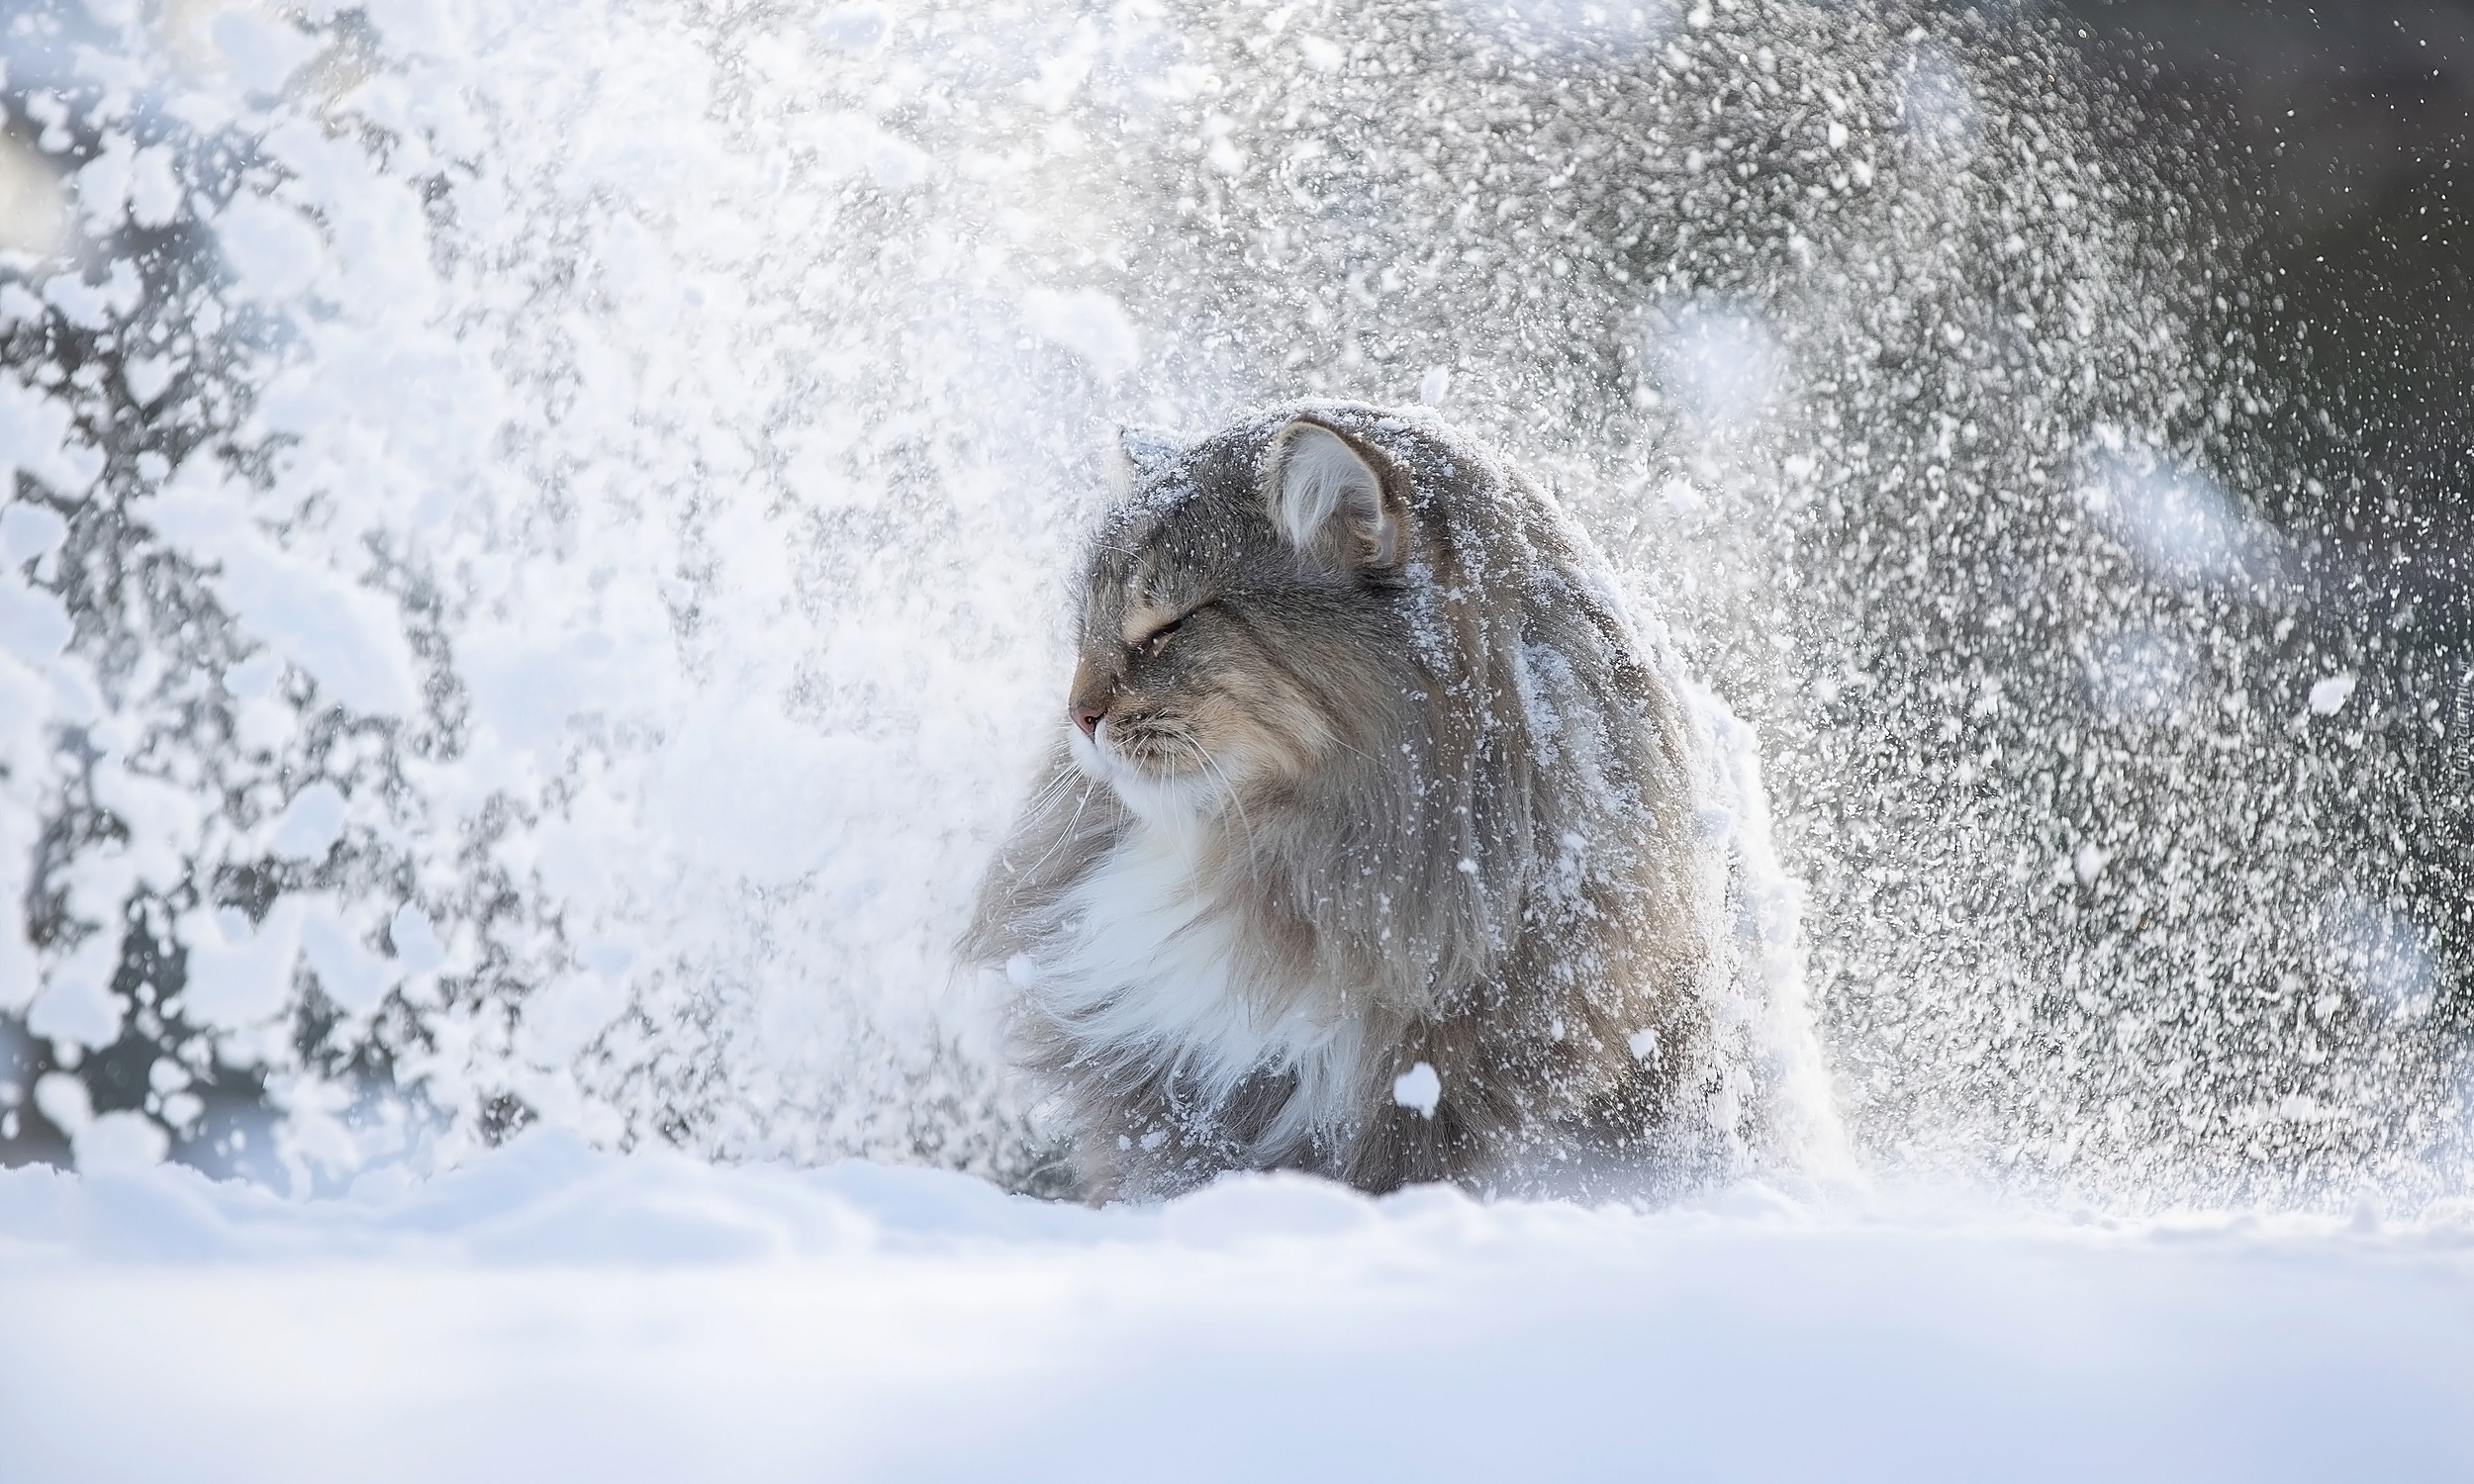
[{"x1": 1259, "y1": 419, "x2": 1408, "y2": 569}]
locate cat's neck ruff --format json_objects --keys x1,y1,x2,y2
[{"x1": 1024, "y1": 786, "x2": 1363, "y2": 1148}]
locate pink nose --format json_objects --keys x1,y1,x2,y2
[{"x1": 1071, "y1": 702, "x2": 1104, "y2": 738}]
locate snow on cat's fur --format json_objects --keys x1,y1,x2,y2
[{"x1": 964, "y1": 402, "x2": 1841, "y2": 1200}]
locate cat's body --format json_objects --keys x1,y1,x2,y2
[{"x1": 965, "y1": 401, "x2": 1835, "y2": 1200}]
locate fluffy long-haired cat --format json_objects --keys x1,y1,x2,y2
[{"x1": 965, "y1": 401, "x2": 1838, "y2": 1200}]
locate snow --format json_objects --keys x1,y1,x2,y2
[
  {"x1": 1, "y1": 0, "x2": 2433, "y2": 1202},
  {"x1": 2308, "y1": 672, "x2": 2357, "y2": 715},
  {"x1": 0, "y1": 376, "x2": 97, "y2": 496},
  {"x1": 23, "y1": 926, "x2": 121, "y2": 1046},
  {"x1": 43, "y1": 256, "x2": 144, "y2": 327},
  {"x1": 1, "y1": 1133, "x2": 2468, "y2": 1482},
  {"x1": 142, "y1": 468, "x2": 426, "y2": 717},
  {"x1": 1020, "y1": 286, "x2": 1143, "y2": 381},
  {"x1": 299, "y1": 900, "x2": 401, "y2": 1015},
  {"x1": 0, "y1": 8, "x2": 2464, "y2": 1467},
  {"x1": 0, "y1": 566, "x2": 72, "y2": 664},
  {"x1": 121, "y1": 350, "x2": 175, "y2": 405},
  {"x1": 212, "y1": 194, "x2": 327, "y2": 300},
  {"x1": 2079, "y1": 447, "x2": 2291, "y2": 590},
  {"x1": 206, "y1": 7, "x2": 324, "y2": 96},
  {"x1": 266, "y1": 780, "x2": 349, "y2": 859},
  {"x1": 179, "y1": 897, "x2": 313, "y2": 1031},
  {"x1": 1391, "y1": 1060, "x2": 1442, "y2": 1118},
  {"x1": 0, "y1": 500, "x2": 67, "y2": 566}
]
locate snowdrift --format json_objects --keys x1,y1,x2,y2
[{"x1": 4, "y1": 1134, "x2": 2471, "y2": 1482}]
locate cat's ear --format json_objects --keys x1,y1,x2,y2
[
  {"x1": 1259, "y1": 420, "x2": 1406, "y2": 569},
  {"x1": 1109, "y1": 424, "x2": 1183, "y2": 488}
]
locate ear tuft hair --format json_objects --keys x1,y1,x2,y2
[{"x1": 1259, "y1": 420, "x2": 1403, "y2": 568}]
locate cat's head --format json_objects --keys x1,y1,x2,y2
[{"x1": 1065, "y1": 410, "x2": 1419, "y2": 820}]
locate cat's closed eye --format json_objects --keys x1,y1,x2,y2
[{"x1": 1134, "y1": 603, "x2": 1209, "y2": 659}]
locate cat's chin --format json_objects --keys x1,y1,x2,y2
[{"x1": 1070, "y1": 726, "x2": 1225, "y2": 827}]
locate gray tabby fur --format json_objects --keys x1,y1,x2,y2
[{"x1": 965, "y1": 400, "x2": 1822, "y2": 1201}]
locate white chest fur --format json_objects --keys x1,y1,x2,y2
[{"x1": 1016, "y1": 818, "x2": 1365, "y2": 1145}]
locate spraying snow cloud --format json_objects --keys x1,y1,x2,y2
[
  {"x1": 1021, "y1": 287, "x2": 1142, "y2": 382},
  {"x1": 2078, "y1": 439, "x2": 2291, "y2": 591},
  {"x1": 1448, "y1": 0, "x2": 1681, "y2": 51},
  {"x1": 1646, "y1": 298, "x2": 1781, "y2": 425},
  {"x1": 2323, "y1": 896, "x2": 2440, "y2": 1022},
  {"x1": 2088, "y1": 627, "x2": 2192, "y2": 722}
]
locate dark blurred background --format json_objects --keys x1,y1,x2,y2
[
  {"x1": 2058, "y1": 0, "x2": 2469, "y2": 607},
  {"x1": 2041, "y1": 0, "x2": 2473, "y2": 1005}
]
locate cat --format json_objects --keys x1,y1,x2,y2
[{"x1": 964, "y1": 400, "x2": 1838, "y2": 1201}]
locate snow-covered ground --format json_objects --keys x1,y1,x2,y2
[{"x1": 5, "y1": 1134, "x2": 2471, "y2": 1482}]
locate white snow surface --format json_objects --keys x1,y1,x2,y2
[{"x1": 2, "y1": 1132, "x2": 2469, "y2": 1483}]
